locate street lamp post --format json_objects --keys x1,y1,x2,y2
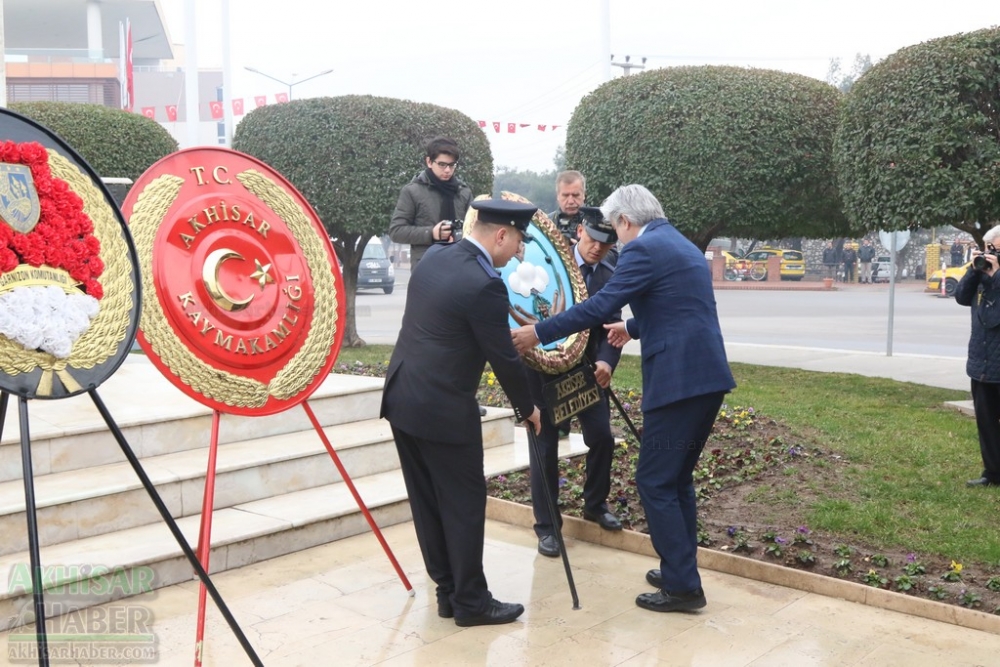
[{"x1": 244, "y1": 67, "x2": 334, "y2": 100}]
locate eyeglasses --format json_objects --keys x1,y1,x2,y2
[{"x1": 433, "y1": 160, "x2": 458, "y2": 170}]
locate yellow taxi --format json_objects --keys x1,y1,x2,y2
[
  {"x1": 742, "y1": 248, "x2": 806, "y2": 281},
  {"x1": 926, "y1": 261, "x2": 971, "y2": 296}
]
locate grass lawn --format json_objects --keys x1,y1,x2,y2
[{"x1": 337, "y1": 344, "x2": 1000, "y2": 567}]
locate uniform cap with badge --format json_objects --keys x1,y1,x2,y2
[
  {"x1": 579, "y1": 206, "x2": 617, "y2": 244},
  {"x1": 471, "y1": 199, "x2": 536, "y2": 242}
]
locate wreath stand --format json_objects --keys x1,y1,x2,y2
[
  {"x1": 0, "y1": 390, "x2": 265, "y2": 667},
  {"x1": 190, "y1": 401, "x2": 413, "y2": 667}
]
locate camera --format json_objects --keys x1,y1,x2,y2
[
  {"x1": 436, "y1": 220, "x2": 464, "y2": 244},
  {"x1": 973, "y1": 246, "x2": 998, "y2": 271},
  {"x1": 554, "y1": 211, "x2": 582, "y2": 244}
]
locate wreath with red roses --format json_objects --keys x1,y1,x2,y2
[{"x1": 0, "y1": 140, "x2": 104, "y2": 299}]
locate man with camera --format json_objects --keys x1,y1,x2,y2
[
  {"x1": 955, "y1": 229, "x2": 1000, "y2": 489},
  {"x1": 389, "y1": 137, "x2": 473, "y2": 270},
  {"x1": 549, "y1": 170, "x2": 588, "y2": 244},
  {"x1": 526, "y1": 207, "x2": 624, "y2": 558}
]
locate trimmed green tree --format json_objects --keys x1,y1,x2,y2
[
  {"x1": 9, "y1": 102, "x2": 178, "y2": 183},
  {"x1": 834, "y1": 27, "x2": 1000, "y2": 246},
  {"x1": 233, "y1": 95, "x2": 493, "y2": 347},
  {"x1": 566, "y1": 66, "x2": 852, "y2": 249}
]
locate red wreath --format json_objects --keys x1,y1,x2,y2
[{"x1": 0, "y1": 141, "x2": 104, "y2": 299}]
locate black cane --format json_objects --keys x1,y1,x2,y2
[
  {"x1": 604, "y1": 384, "x2": 642, "y2": 444},
  {"x1": 525, "y1": 425, "x2": 580, "y2": 610}
]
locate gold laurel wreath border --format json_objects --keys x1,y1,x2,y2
[
  {"x1": 0, "y1": 149, "x2": 135, "y2": 380},
  {"x1": 476, "y1": 191, "x2": 590, "y2": 375},
  {"x1": 130, "y1": 170, "x2": 339, "y2": 409}
]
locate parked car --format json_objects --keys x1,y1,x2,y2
[
  {"x1": 742, "y1": 248, "x2": 806, "y2": 281},
  {"x1": 357, "y1": 236, "x2": 395, "y2": 294},
  {"x1": 872, "y1": 255, "x2": 892, "y2": 283},
  {"x1": 926, "y1": 261, "x2": 971, "y2": 297}
]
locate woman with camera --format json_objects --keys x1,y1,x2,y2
[{"x1": 955, "y1": 229, "x2": 1000, "y2": 488}]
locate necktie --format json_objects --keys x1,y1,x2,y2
[{"x1": 581, "y1": 263, "x2": 594, "y2": 291}]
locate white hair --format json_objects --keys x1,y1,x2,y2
[
  {"x1": 600, "y1": 184, "x2": 665, "y2": 228},
  {"x1": 983, "y1": 225, "x2": 1000, "y2": 245}
]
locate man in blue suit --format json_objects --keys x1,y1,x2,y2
[{"x1": 513, "y1": 184, "x2": 735, "y2": 613}]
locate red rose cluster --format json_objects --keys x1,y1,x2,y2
[{"x1": 0, "y1": 141, "x2": 104, "y2": 299}]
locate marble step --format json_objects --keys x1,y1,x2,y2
[
  {"x1": 0, "y1": 358, "x2": 387, "y2": 483},
  {"x1": 0, "y1": 431, "x2": 589, "y2": 631},
  {"x1": 0, "y1": 410, "x2": 514, "y2": 556}
]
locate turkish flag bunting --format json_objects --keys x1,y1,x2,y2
[
  {"x1": 165, "y1": 105, "x2": 178, "y2": 122},
  {"x1": 507, "y1": 123, "x2": 516, "y2": 133},
  {"x1": 537, "y1": 125, "x2": 547, "y2": 131},
  {"x1": 275, "y1": 92, "x2": 289, "y2": 104},
  {"x1": 209, "y1": 101, "x2": 224, "y2": 119},
  {"x1": 552, "y1": 125, "x2": 560, "y2": 131},
  {"x1": 140, "y1": 107, "x2": 155, "y2": 119},
  {"x1": 255, "y1": 95, "x2": 267, "y2": 108},
  {"x1": 519, "y1": 123, "x2": 531, "y2": 128},
  {"x1": 492, "y1": 122, "x2": 500, "y2": 133},
  {"x1": 477, "y1": 120, "x2": 486, "y2": 128},
  {"x1": 233, "y1": 98, "x2": 245, "y2": 115}
]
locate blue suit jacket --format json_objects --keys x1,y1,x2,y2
[{"x1": 535, "y1": 219, "x2": 735, "y2": 411}]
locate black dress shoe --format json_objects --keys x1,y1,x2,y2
[
  {"x1": 583, "y1": 508, "x2": 623, "y2": 531},
  {"x1": 636, "y1": 588, "x2": 707, "y2": 613},
  {"x1": 437, "y1": 599, "x2": 453, "y2": 618},
  {"x1": 454, "y1": 599, "x2": 525, "y2": 627},
  {"x1": 966, "y1": 476, "x2": 1000, "y2": 487},
  {"x1": 478, "y1": 406, "x2": 487, "y2": 417},
  {"x1": 537, "y1": 534, "x2": 560, "y2": 557},
  {"x1": 645, "y1": 569, "x2": 663, "y2": 588}
]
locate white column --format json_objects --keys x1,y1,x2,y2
[
  {"x1": 87, "y1": 1, "x2": 103, "y2": 60},
  {"x1": 221, "y1": 0, "x2": 234, "y2": 147},
  {"x1": 184, "y1": 0, "x2": 200, "y2": 147},
  {"x1": 0, "y1": 0, "x2": 7, "y2": 107}
]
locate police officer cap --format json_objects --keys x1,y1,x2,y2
[
  {"x1": 579, "y1": 206, "x2": 617, "y2": 244},
  {"x1": 471, "y1": 199, "x2": 536, "y2": 241}
]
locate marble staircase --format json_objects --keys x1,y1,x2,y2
[{"x1": 0, "y1": 356, "x2": 588, "y2": 631}]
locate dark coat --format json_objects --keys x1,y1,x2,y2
[
  {"x1": 858, "y1": 244, "x2": 876, "y2": 262},
  {"x1": 535, "y1": 219, "x2": 735, "y2": 411},
  {"x1": 381, "y1": 239, "x2": 534, "y2": 443},
  {"x1": 956, "y1": 268, "x2": 1000, "y2": 382},
  {"x1": 822, "y1": 247, "x2": 839, "y2": 265},
  {"x1": 389, "y1": 170, "x2": 473, "y2": 267}
]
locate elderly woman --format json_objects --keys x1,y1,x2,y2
[{"x1": 955, "y1": 225, "x2": 1000, "y2": 488}]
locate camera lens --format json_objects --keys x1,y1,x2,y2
[{"x1": 973, "y1": 255, "x2": 990, "y2": 271}]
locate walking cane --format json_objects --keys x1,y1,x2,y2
[{"x1": 525, "y1": 425, "x2": 581, "y2": 610}]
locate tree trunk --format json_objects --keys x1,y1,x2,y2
[{"x1": 332, "y1": 232, "x2": 365, "y2": 348}]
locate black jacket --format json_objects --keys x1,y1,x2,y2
[
  {"x1": 381, "y1": 240, "x2": 534, "y2": 443},
  {"x1": 956, "y1": 268, "x2": 1000, "y2": 382}
]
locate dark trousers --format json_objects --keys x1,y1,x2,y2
[
  {"x1": 390, "y1": 425, "x2": 490, "y2": 616},
  {"x1": 638, "y1": 391, "x2": 726, "y2": 594},
  {"x1": 970, "y1": 379, "x2": 1000, "y2": 482},
  {"x1": 528, "y1": 390, "x2": 615, "y2": 536}
]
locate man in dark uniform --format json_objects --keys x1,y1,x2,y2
[
  {"x1": 527, "y1": 206, "x2": 624, "y2": 558},
  {"x1": 381, "y1": 199, "x2": 542, "y2": 627}
]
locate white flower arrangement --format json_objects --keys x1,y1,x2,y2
[
  {"x1": 0, "y1": 285, "x2": 100, "y2": 358},
  {"x1": 508, "y1": 260, "x2": 549, "y2": 298}
]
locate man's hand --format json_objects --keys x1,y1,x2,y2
[
  {"x1": 594, "y1": 360, "x2": 613, "y2": 388},
  {"x1": 433, "y1": 220, "x2": 455, "y2": 242},
  {"x1": 525, "y1": 406, "x2": 542, "y2": 435},
  {"x1": 604, "y1": 321, "x2": 631, "y2": 348},
  {"x1": 512, "y1": 325, "x2": 540, "y2": 354}
]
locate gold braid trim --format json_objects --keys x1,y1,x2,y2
[
  {"x1": 130, "y1": 174, "x2": 269, "y2": 407},
  {"x1": 0, "y1": 150, "x2": 135, "y2": 379},
  {"x1": 236, "y1": 169, "x2": 339, "y2": 400}
]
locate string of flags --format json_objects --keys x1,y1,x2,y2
[
  {"x1": 477, "y1": 121, "x2": 562, "y2": 133},
  {"x1": 138, "y1": 98, "x2": 564, "y2": 132}
]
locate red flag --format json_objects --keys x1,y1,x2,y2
[
  {"x1": 519, "y1": 123, "x2": 530, "y2": 128},
  {"x1": 552, "y1": 125, "x2": 561, "y2": 131},
  {"x1": 507, "y1": 123, "x2": 516, "y2": 133},
  {"x1": 233, "y1": 98, "x2": 245, "y2": 115},
  {"x1": 492, "y1": 122, "x2": 500, "y2": 133},
  {"x1": 125, "y1": 20, "x2": 134, "y2": 112},
  {"x1": 165, "y1": 105, "x2": 178, "y2": 122},
  {"x1": 275, "y1": 92, "x2": 289, "y2": 104},
  {"x1": 209, "y1": 101, "x2": 224, "y2": 119},
  {"x1": 537, "y1": 125, "x2": 547, "y2": 131},
  {"x1": 477, "y1": 120, "x2": 486, "y2": 128},
  {"x1": 140, "y1": 107, "x2": 155, "y2": 119},
  {"x1": 255, "y1": 95, "x2": 267, "y2": 108}
]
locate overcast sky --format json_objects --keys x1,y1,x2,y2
[{"x1": 159, "y1": 0, "x2": 998, "y2": 173}]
